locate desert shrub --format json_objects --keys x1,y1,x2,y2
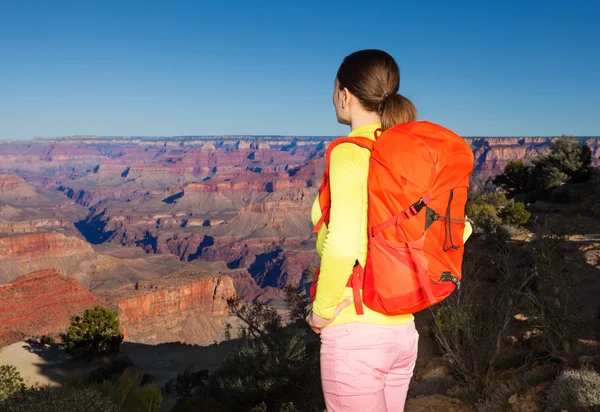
[
  {"x1": 213, "y1": 328, "x2": 320, "y2": 411},
  {"x1": 225, "y1": 297, "x2": 283, "y2": 342},
  {"x1": 170, "y1": 396, "x2": 227, "y2": 412},
  {"x1": 205, "y1": 288, "x2": 323, "y2": 411},
  {"x1": 493, "y1": 160, "x2": 532, "y2": 197},
  {"x1": 283, "y1": 282, "x2": 310, "y2": 325},
  {"x1": 474, "y1": 379, "x2": 522, "y2": 412},
  {"x1": 544, "y1": 368, "x2": 600, "y2": 412},
  {"x1": 0, "y1": 386, "x2": 116, "y2": 412},
  {"x1": 172, "y1": 367, "x2": 209, "y2": 398},
  {"x1": 498, "y1": 201, "x2": 531, "y2": 227},
  {"x1": 86, "y1": 358, "x2": 136, "y2": 385},
  {"x1": 523, "y1": 218, "x2": 582, "y2": 366},
  {"x1": 493, "y1": 136, "x2": 591, "y2": 201},
  {"x1": 430, "y1": 242, "x2": 535, "y2": 391},
  {"x1": 466, "y1": 193, "x2": 503, "y2": 233},
  {"x1": 534, "y1": 136, "x2": 592, "y2": 192},
  {"x1": 0, "y1": 365, "x2": 25, "y2": 402},
  {"x1": 91, "y1": 369, "x2": 162, "y2": 412},
  {"x1": 62, "y1": 306, "x2": 124, "y2": 357},
  {"x1": 474, "y1": 367, "x2": 557, "y2": 412}
]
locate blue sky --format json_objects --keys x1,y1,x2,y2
[{"x1": 1, "y1": 0, "x2": 598, "y2": 140}]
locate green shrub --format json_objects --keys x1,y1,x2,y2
[
  {"x1": 544, "y1": 368, "x2": 600, "y2": 412},
  {"x1": 498, "y1": 202, "x2": 531, "y2": 227},
  {"x1": 0, "y1": 365, "x2": 25, "y2": 402},
  {"x1": 91, "y1": 369, "x2": 162, "y2": 412},
  {"x1": 0, "y1": 386, "x2": 116, "y2": 412},
  {"x1": 62, "y1": 306, "x2": 124, "y2": 357},
  {"x1": 534, "y1": 136, "x2": 592, "y2": 192},
  {"x1": 86, "y1": 358, "x2": 136, "y2": 385},
  {"x1": 466, "y1": 194, "x2": 502, "y2": 233},
  {"x1": 430, "y1": 244, "x2": 535, "y2": 391},
  {"x1": 206, "y1": 290, "x2": 323, "y2": 411},
  {"x1": 525, "y1": 218, "x2": 581, "y2": 366},
  {"x1": 214, "y1": 329, "x2": 317, "y2": 410},
  {"x1": 493, "y1": 160, "x2": 532, "y2": 197},
  {"x1": 172, "y1": 367, "x2": 209, "y2": 398}
]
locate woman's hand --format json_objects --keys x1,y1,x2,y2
[{"x1": 306, "y1": 298, "x2": 354, "y2": 334}]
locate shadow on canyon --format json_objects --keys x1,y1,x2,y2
[{"x1": 20, "y1": 338, "x2": 241, "y2": 390}]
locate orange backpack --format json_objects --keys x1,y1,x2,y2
[{"x1": 310, "y1": 121, "x2": 474, "y2": 316}]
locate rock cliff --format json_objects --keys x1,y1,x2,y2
[
  {"x1": 99, "y1": 267, "x2": 237, "y2": 345},
  {"x1": 0, "y1": 269, "x2": 96, "y2": 345}
]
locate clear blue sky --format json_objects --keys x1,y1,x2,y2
[{"x1": 1, "y1": 0, "x2": 598, "y2": 140}]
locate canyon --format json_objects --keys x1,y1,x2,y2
[
  {"x1": 0, "y1": 134, "x2": 598, "y2": 346},
  {"x1": 0, "y1": 269, "x2": 97, "y2": 345}
]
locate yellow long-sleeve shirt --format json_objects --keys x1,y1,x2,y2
[{"x1": 311, "y1": 123, "x2": 472, "y2": 328}]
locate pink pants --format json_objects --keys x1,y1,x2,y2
[{"x1": 320, "y1": 322, "x2": 419, "y2": 412}]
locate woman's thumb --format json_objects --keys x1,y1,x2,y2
[{"x1": 334, "y1": 298, "x2": 354, "y2": 316}]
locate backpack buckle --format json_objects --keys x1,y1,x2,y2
[{"x1": 410, "y1": 198, "x2": 426, "y2": 215}]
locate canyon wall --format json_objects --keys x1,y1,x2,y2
[
  {"x1": 99, "y1": 267, "x2": 237, "y2": 345},
  {"x1": 0, "y1": 269, "x2": 97, "y2": 345}
]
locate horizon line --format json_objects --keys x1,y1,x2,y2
[{"x1": 2, "y1": 134, "x2": 599, "y2": 142}]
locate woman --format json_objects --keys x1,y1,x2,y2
[{"x1": 306, "y1": 49, "x2": 471, "y2": 411}]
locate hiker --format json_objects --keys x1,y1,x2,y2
[{"x1": 306, "y1": 49, "x2": 473, "y2": 411}]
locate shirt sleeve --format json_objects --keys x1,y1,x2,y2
[
  {"x1": 463, "y1": 217, "x2": 473, "y2": 242},
  {"x1": 312, "y1": 144, "x2": 367, "y2": 319}
]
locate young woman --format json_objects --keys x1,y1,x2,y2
[{"x1": 306, "y1": 49, "x2": 471, "y2": 411}]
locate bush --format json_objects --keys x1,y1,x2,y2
[
  {"x1": 62, "y1": 306, "x2": 124, "y2": 357},
  {"x1": 283, "y1": 283, "x2": 310, "y2": 325},
  {"x1": 0, "y1": 365, "x2": 25, "y2": 402},
  {"x1": 534, "y1": 136, "x2": 592, "y2": 192},
  {"x1": 172, "y1": 367, "x2": 209, "y2": 398},
  {"x1": 204, "y1": 287, "x2": 323, "y2": 411},
  {"x1": 86, "y1": 357, "x2": 136, "y2": 385},
  {"x1": 466, "y1": 193, "x2": 503, "y2": 233},
  {"x1": 498, "y1": 202, "x2": 531, "y2": 227},
  {"x1": 524, "y1": 218, "x2": 581, "y2": 366},
  {"x1": 214, "y1": 328, "x2": 320, "y2": 411},
  {"x1": 544, "y1": 368, "x2": 600, "y2": 412},
  {"x1": 0, "y1": 386, "x2": 116, "y2": 412},
  {"x1": 91, "y1": 369, "x2": 162, "y2": 412},
  {"x1": 493, "y1": 160, "x2": 532, "y2": 197},
  {"x1": 430, "y1": 243, "x2": 536, "y2": 391}
]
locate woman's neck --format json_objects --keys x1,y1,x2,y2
[{"x1": 350, "y1": 111, "x2": 381, "y2": 132}]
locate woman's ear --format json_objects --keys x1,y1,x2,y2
[{"x1": 341, "y1": 87, "x2": 351, "y2": 109}]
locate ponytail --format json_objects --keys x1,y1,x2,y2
[
  {"x1": 379, "y1": 93, "x2": 418, "y2": 131},
  {"x1": 336, "y1": 50, "x2": 418, "y2": 132}
]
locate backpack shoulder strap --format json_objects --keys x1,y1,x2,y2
[
  {"x1": 313, "y1": 136, "x2": 375, "y2": 234},
  {"x1": 325, "y1": 136, "x2": 375, "y2": 165}
]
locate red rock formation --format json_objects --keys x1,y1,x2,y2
[
  {"x1": 99, "y1": 267, "x2": 237, "y2": 345},
  {"x1": 0, "y1": 269, "x2": 96, "y2": 345},
  {"x1": 0, "y1": 233, "x2": 93, "y2": 262}
]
